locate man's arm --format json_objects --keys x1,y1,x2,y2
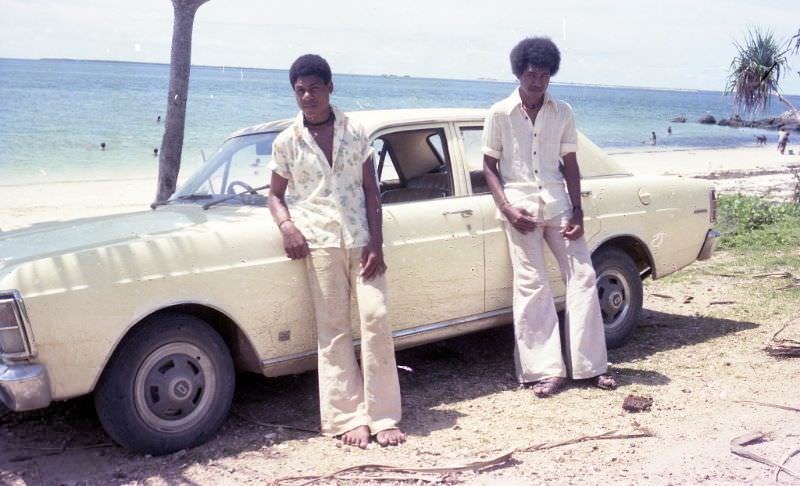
[
  {"x1": 560, "y1": 152, "x2": 584, "y2": 240},
  {"x1": 268, "y1": 171, "x2": 309, "y2": 259},
  {"x1": 483, "y1": 154, "x2": 537, "y2": 233},
  {"x1": 360, "y1": 157, "x2": 386, "y2": 280}
]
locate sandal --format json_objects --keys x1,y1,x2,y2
[
  {"x1": 531, "y1": 377, "x2": 565, "y2": 398},
  {"x1": 595, "y1": 374, "x2": 617, "y2": 390}
]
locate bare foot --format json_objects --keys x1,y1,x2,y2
[
  {"x1": 339, "y1": 425, "x2": 370, "y2": 449},
  {"x1": 531, "y1": 377, "x2": 565, "y2": 398},
  {"x1": 375, "y1": 427, "x2": 406, "y2": 447}
]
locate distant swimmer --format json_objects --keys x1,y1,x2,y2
[
  {"x1": 667, "y1": 126, "x2": 672, "y2": 135},
  {"x1": 153, "y1": 148, "x2": 159, "y2": 157},
  {"x1": 100, "y1": 142, "x2": 107, "y2": 151},
  {"x1": 755, "y1": 134, "x2": 767, "y2": 145},
  {"x1": 650, "y1": 131, "x2": 657, "y2": 145}
]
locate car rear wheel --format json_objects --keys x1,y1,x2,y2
[
  {"x1": 592, "y1": 248, "x2": 643, "y2": 349},
  {"x1": 94, "y1": 313, "x2": 235, "y2": 455}
]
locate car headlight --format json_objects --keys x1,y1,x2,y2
[{"x1": 0, "y1": 291, "x2": 34, "y2": 360}]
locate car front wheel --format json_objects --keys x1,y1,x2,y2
[
  {"x1": 592, "y1": 247, "x2": 643, "y2": 349},
  {"x1": 94, "y1": 313, "x2": 235, "y2": 455}
]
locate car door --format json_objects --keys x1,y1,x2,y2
[
  {"x1": 452, "y1": 123, "x2": 602, "y2": 311},
  {"x1": 372, "y1": 123, "x2": 485, "y2": 329}
]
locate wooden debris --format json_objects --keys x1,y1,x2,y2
[
  {"x1": 774, "y1": 447, "x2": 800, "y2": 482},
  {"x1": 709, "y1": 300, "x2": 736, "y2": 305},
  {"x1": 730, "y1": 432, "x2": 800, "y2": 479},
  {"x1": 275, "y1": 428, "x2": 654, "y2": 485},
  {"x1": 650, "y1": 293, "x2": 675, "y2": 299},
  {"x1": 622, "y1": 395, "x2": 653, "y2": 413},
  {"x1": 752, "y1": 272, "x2": 792, "y2": 279},
  {"x1": 734, "y1": 400, "x2": 800, "y2": 413},
  {"x1": 765, "y1": 321, "x2": 800, "y2": 358}
]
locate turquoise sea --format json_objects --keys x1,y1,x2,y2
[{"x1": 1, "y1": 58, "x2": 798, "y2": 185}]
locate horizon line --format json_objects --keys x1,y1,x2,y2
[{"x1": 0, "y1": 55, "x2": 759, "y2": 96}]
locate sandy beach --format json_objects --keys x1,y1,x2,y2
[{"x1": 1, "y1": 146, "x2": 798, "y2": 233}]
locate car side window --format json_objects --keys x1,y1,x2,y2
[
  {"x1": 460, "y1": 127, "x2": 490, "y2": 194},
  {"x1": 377, "y1": 128, "x2": 454, "y2": 205}
]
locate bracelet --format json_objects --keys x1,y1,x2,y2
[{"x1": 277, "y1": 219, "x2": 292, "y2": 228}]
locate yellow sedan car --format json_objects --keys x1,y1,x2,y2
[{"x1": 0, "y1": 109, "x2": 719, "y2": 454}]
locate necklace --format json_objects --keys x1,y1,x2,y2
[{"x1": 303, "y1": 110, "x2": 335, "y2": 127}]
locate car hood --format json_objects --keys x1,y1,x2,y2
[{"x1": 0, "y1": 205, "x2": 277, "y2": 288}]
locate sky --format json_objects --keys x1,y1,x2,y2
[{"x1": 2, "y1": 0, "x2": 800, "y2": 94}]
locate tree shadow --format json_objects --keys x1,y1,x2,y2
[{"x1": 0, "y1": 308, "x2": 759, "y2": 484}]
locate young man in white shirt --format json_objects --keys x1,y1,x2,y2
[
  {"x1": 482, "y1": 37, "x2": 617, "y2": 397},
  {"x1": 268, "y1": 54, "x2": 405, "y2": 447}
]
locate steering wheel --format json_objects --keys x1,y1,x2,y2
[{"x1": 227, "y1": 180, "x2": 255, "y2": 195}]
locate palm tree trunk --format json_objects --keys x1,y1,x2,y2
[{"x1": 155, "y1": 0, "x2": 210, "y2": 202}]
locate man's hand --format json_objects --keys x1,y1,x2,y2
[
  {"x1": 502, "y1": 204, "x2": 537, "y2": 234},
  {"x1": 561, "y1": 209, "x2": 584, "y2": 240},
  {"x1": 360, "y1": 240, "x2": 387, "y2": 280},
  {"x1": 279, "y1": 221, "x2": 309, "y2": 259}
]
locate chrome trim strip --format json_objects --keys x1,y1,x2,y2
[
  {"x1": 260, "y1": 308, "x2": 513, "y2": 368},
  {"x1": 0, "y1": 290, "x2": 36, "y2": 359},
  {"x1": 693, "y1": 209, "x2": 709, "y2": 214}
]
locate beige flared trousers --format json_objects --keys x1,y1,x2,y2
[
  {"x1": 305, "y1": 247, "x2": 402, "y2": 436},
  {"x1": 504, "y1": 212, "x2": 609, "y2": 383}
]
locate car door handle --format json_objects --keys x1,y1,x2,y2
[
  {"x1": 443, "y1": 209, "x2": 474, "y2": 217},
  {"x1": 581, "y1": 190, "x2": 592, "y2": 197}
]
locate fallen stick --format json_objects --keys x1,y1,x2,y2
[
  {"x1": 275, "y1": 428, "x2": 654, "y2": 485},
  {"x1": 733, "y1": 400, "x2": 800, "y2": 413},
  {"x1": 774, "y1": 447, "x2": 800, "y2": 482},
  {"x1": 709, "y1": 300, "x2": 736, "y2": 305},
  {"x1": 730, "y1": 432, "x2": 800, "y2": 479},
  {"x1": 650, "y1": 293, "x2": 674, "y2": 299},
  {"x1": 275, "y1": 448, "x2": 515, "y2": 486},
  {"x1": 233, "y1": 411, "x2": 319, "y2": 434},
  {"x1": 518, "y1": 428, "x2": 655, "y2": 453},
  {"x1": 752, "y1": 272, "x2": 792, "y2": 279}
]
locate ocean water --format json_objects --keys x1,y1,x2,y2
[{"x1": 1, "y1": 58, "x2": 798, "y2": 185}]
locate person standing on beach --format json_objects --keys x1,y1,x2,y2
[
  {"x1": 268, "y1": 54, "x2": 405, "y2": 448},
  {"x1": 482, "y1": 37, "x2": 616, "y2": 398},
  {"x1": 778, "y1": 128, "x2": 789, "y2": 154},
  {"x1": 650, "y1": 131, "x2": 657, "y2": 145}
]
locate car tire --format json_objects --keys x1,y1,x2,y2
[
  {"x1": 592, "y1": 247, "x2": 643, "y2": 349},
  {"x1": 94, "y1": 312, "x2": 235, "y2": 455}
]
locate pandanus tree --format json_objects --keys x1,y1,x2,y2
[
  {"x1": 155, "y1": 0, "x2": 211, "y2": 202},
  {"x1": 725, "y1": 28, "x2": 800, "y2": 122}
]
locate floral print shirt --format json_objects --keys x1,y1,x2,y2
[{"x1": 268, "y1": 105, "x2": 374, "y2": 249}]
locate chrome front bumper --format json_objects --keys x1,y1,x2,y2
[
  {"x1": 0, "y1": 362, "x2": 51, "y2": 411},
  {"x1": 697, "y1": 229, "x2": 721, "y2": 261}
]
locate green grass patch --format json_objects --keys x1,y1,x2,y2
[{"x1": 716, "y1": 194, "x2": 800, "y2": 251}]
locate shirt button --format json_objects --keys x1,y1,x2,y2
[
  {"x1": 535, "y1": 170, "x2": 539, "y2": 174},
  {"x1": 538, "y1": 185, "x2": 542, "y2": 189},
  {"x1": 534, "y1": 151, "x2": 537, "y2": 155}
]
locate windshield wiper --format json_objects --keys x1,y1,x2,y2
[
  {"x1": 202, "y1": 183, "x2": 270, "y2": 210},
  {"x1": 150, "y1": 194, "x2": 213, "y2": 210}
]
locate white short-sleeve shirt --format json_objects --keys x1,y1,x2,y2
[
  {"x1": 268, "y1": 105, "x2": 375, "y2": 249},
  {"x1": 481, "y1": 89, "x2": 578, "y2": 220}
]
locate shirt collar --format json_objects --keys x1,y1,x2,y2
[{"x1": 504, "y1": 89, "x2": 557, "y2": 115}]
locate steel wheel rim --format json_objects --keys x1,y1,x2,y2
[
  {"x1": 596, "y1": 267, "x2": 631, "y2": 332},
  {"x1": 133, "y1": 342, "x2": 217, "y2": 433}
]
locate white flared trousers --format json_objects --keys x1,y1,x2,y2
[
  {"x1": 305, "y1": 247, "x2": 402, "y2": 436},
  {"x1": 504, "y1": 213, "x2": 609, "y2": 383}
]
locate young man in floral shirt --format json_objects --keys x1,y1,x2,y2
[{"x1": 268, "y1": 54, "x2": 405, "y2": 448}]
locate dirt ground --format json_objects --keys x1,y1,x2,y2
[
  {"x1": 2, "y1": 247, "x2": 800, "y2": 485},
  {"x1": 2, "y1": 169, "x2": 800, "y2": 485}
]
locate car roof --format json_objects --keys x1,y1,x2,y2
[{"x1": 226, "y1": 108, "x2": 488, "y2": 140}]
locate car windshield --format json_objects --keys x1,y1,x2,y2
[{"x1": 172, "y1": 132, "x2": 278, "y2": 205}]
